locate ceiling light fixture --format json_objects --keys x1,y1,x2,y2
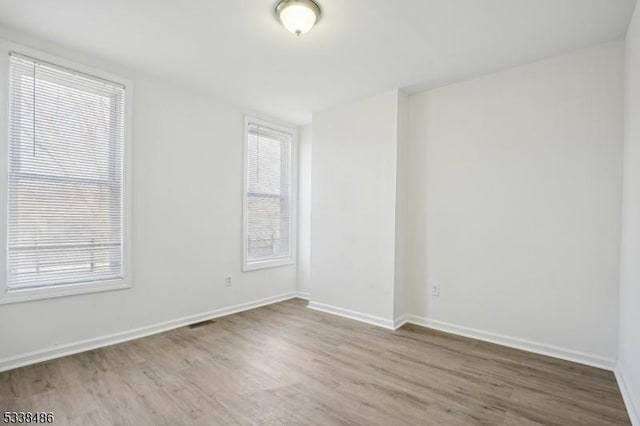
[{"x1": 275, "y1": 0, "x2": 321, "y2": 36}]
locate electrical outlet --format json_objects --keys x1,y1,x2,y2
[
  {"x1": 225, "y1": 275, "x2": 232, "y2": 287},
  {"x1": 432, "y1": 283, "x2": 440, "y2": 296}
]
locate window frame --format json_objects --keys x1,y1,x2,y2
[
  {"x1": 0, "y1": 40, "x2": 133, "y2": 304},
  {"x1": 242, "y1": 116, "x2": 297, "y2": 272}
]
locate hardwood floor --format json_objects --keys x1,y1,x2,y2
[{"x1": 0, "y1": 298, "x2": 630, "y2": 425}]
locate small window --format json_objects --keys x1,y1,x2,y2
[
  {"x1": 2, "y1": 51, "x2": 130, "y2": 302},
  {"x1": 243, "y1": 117, "x2": 297, "y2": 271}
]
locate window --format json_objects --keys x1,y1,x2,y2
[
  {"x1": 243, "y1": 117, "x2": 297, "y2": 271},
  {"x1": 1, "y1": 49, "x2": 131, "y2": 303}
]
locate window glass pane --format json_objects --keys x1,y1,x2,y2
[
  {"x1": 246, "y1": 123, "x2": 292, "y2": 263},
  {"x1": 7, "y1": 54, "x2": 125, "y2": 289}
]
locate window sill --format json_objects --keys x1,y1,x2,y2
[
  {"x1": 0, "y1": 279, "x2": 132, "y2": 305},
  {"x1": 243, "y1": 257, "x2": 296, "y2": 272}
]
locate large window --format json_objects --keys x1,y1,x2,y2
[
  {"x1": 1, "y1": 50, "x2": 130, "y2": 302},
  {"x1": 243, "y1": 118, "x2": 296, "y2": 271}
]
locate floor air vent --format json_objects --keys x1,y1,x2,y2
[{"x1": 188, "y1": 319, "x2": 216, "y2": 329}]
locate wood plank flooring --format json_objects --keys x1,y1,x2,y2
[{"x1": 0, "y1": 298, "x2": 630, "y2": 425}]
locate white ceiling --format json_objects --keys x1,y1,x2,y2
[{"x1": 0, "y1": 0, "x2": 636, "y2": 124}]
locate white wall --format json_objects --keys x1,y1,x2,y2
[
  {"x1": 406, "y1": 98, "x2": 429, "y2": 319},
  {"x1": 619, "y1": 2, "x2": 640, "y2": 422},
  {"x1": 393, "y1": 92, "x2": 409, "y2": 321},
  {"x1": 0, "y1": 32, "x2": 297, "y2": 364},
  {"x1": 297, "y1": 124, "x2": 312, "y2": 296},
  {"x1": 310, "y1": 90, "x2": 401, "y2": 324},
  {"x1": 407, "y1": 42, "x2": 623, "y2": 361}
]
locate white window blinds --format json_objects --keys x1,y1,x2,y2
[
  {"x1": 7, "y1": 53, "x2": 125, "y2": 290},
  {"x1": 245, "y1": 122, "x2": 293, "y2": 265}
]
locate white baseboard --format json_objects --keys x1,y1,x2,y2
[
  {"x1": 307, "y1": 301, "x2": 395, "y2": 330},
  {"x1": 0, "y1": 291, "x2": 300, "y2": 372},
  {"x1": 406, "y1": 315, "x2": 616, "y2": 371},
  {"x1": 615, "y1": 364, "x2": 640, "y2": 425},
  {"x1": 294, "y1": 291, "x2": 310, "y2": 300},
  {"x1": 393, "y1": 314, "x2": 409, "y2": 330},
  {"x1": 303, "y1": 304, "x2": 614, "y2": 371}
]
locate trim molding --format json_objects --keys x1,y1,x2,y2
[
  {"x1": 0, "y1": 291, "x2": 302, "y2": 372},
  {"x1": 615, "y1": 364, "x2": 640, "y2": 425},
  {"x1": 304, "y1": 304, "x2": 615, "y2": 371},
  {"x1": 393, "y1": 314, "x2": 409, "y2": 330},
  {"x1": 406, "y1": 315, "x2": 616, "y2": 371},
  {"x1": 307, "y1": 301, "x2": 395, "y2": 330},
  {"x1": 295, "y1": 291, "x2": 310, "y2": 300}
]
